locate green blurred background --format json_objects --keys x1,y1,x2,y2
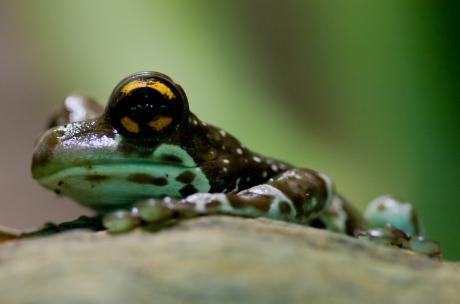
[{"x1": 1, "y1": 1, "x2": 458, "y2": 259}]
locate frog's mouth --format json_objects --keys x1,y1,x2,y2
[
  {"x1": 32, "y1": 140, "x2": 210, "y2": 212},
  {"x1": 37, "y1": 162, "x2": 210, "y2": 212}
]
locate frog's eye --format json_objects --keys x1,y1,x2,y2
[{"x1": 107, "y1": 72, "x2": 189, "y2": 140}]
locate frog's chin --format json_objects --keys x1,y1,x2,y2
[{"x1": 37, "y1": 163, "x2": 211, "y2": 212}]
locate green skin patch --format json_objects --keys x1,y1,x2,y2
[
  {"x1": 29, "y1": 71, "x2": 440, "y2": 257},
  {"x1": 38, "y1": 144, "x2": 210, "y2": 212}
]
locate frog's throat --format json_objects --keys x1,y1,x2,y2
[{"x1": 37, "y1": 163, "x2": 211, "y2": 212}]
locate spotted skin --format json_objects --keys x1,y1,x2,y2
[{"x1": 30, "y1": 71, "x2": 440, "y2": 257}]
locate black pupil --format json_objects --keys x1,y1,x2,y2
[
  {"x1": 114, "y1": 86, "x2": 182, "y2": 137},
  {"x1": 125, "y1": 87, "x2": 168, "y2": 120}
]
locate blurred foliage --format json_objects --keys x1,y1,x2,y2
[{"x1": 10, "y1": 0, "x2": 459, "y2": 259}]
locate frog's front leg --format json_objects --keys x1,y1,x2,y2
[
  {"x1": 103, "y1": 168, "x2": 340, "y2": 232},
  {"x1": 20, "y1": 216, "x2": 104, "y2": 238}
]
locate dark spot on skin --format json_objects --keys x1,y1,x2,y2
[
  {"x1": 339, "y1": 195, "x2": 367, "y2": 236},
  {"x1": 227, "y1": 193, "x2": 272, "y2": 212},
  {"x1": 279, "y1": 201, "x2": 291, "y2": 215},
  {"x1": 309, "y1": 218, "x2": 326, "y2": 230},
  {"x1": 31, "y1": 149, "x2": 53, "y2": 173},
  {"x1": 117, "y1": 142, "x2": 134, "y2": 155},
  {"x1": 85, "y1": 175, "x2": 109, "y2": 183},
  {"x1": 176, "y1": 171, "x2": 196, "y2": 184},
  {"x1": 180, "y1": 184, "x2": 198, "y2": 197},
  {"x1": 57, "y1": 180, "x2": 64, "y2": 186},
  {"x1": 138, "y1": 149, "x2": 153, "y2": 158},
  {"x1": 161, "y1": 154, "x2": 183, "y2": 164},
  {"x1": 53, "y1": 130, "x2": 65, "y2": 137},
  {"x1": 54, "y1": 189, "x2": 61, "y2": 195},
  {"x1": 202, "y1": 149, "x2": 217, "y2": 161},
  {"x1": 377, "y1": 203, "x2": 386, "y2": 212},
  {"x1": 84, "y1": 163, "x2": 93, "y2": 169},
  {"x1": 127, "y1": 173, "x2": 168, "y2": 186},
  {"x1": 206, "y1": 200, "x2": 221, "y2": 210},
  {"x1": 47, "y1": 136, "x2": 59, "y2": 150},
  {"x1": 410, "y1": 209, "x2": 421, "y2": 236},
  {"x1": 117, "y1": 141, "x2": 156, "y2": 157}
]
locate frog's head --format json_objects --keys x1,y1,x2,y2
[{"x1": 32, "y1": 71, "x2": 229, "y2": 212}]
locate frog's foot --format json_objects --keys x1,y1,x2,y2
[
  {"x1": 20, "y1": 215, "x2": 104, "y2": 238},
  {"x1": 102, "y1": 199, "x2": 183, "y2": 233},
  {"x1": 364, "y1": 195, "x2": 422, "y2": 236},
  {"x1": 362, "y1": 196, "x2": 441, "y2": 257},
  {"x1": 102, "y1": 168, "x2": 336, "y2": 233},
  {"x1": 357, "y1": 225, "x2": 441, "y2": 258}
]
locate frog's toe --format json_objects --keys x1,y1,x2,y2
[
  {"x1": 408, "y1": 237, "x2": 441, "y2": 258},
  {"x1": 102, "y1": 210, "x2": 140, "y2": 233},
  {"x1": 357, "y1": 224, "x2": 410, "y2": 248},
  {"x1": 357, "y1": 225, "x2": 441, "y2": 258},
  {"x1": 0, "y1": 225, "x2": 20, "y2": 242},
  {"x1": 135, "y1": 198, "x2": 175, "y2": 223}
]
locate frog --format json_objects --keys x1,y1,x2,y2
[{"x1": 30, "y1": 71, "x2": 440, "y2": 257}]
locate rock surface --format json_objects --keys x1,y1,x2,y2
[{"x1": 0, "y1": 216, "x2": 458, "y2": 304}]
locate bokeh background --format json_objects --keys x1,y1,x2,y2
[{"x1": 1, "y1": 1, "x2": 458, "y2": 259}]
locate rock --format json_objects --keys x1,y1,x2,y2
[{"x1": 0, "y1": 216, "x2": 458, "y2": 304}]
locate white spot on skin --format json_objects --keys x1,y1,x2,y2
[
  {"x1": 236, "y1": 148, "x2": 243, "y2": 155},
  {"x1": 192, "y1": 120, "x2": 198, "y2": 125},
  {"x1": 223, "y1": 167, "x2": 228, "y2": 173},
  {"x1": 270, "y1": 164, "x2": 278, "y2": 172},
  {"x1": 219, "y1": 130, "x2": 226, "y2": 137},
  {"x1": 163, "y1": 197, "x2": 173, "y2": 205},
  {"x1": 262, "y1": 171, "x2": 268, "y2": 178},
  {"x1": 246, "y1": 176, "x2": 251, "y2": 182},
  {"x1": 131, "y1": 207, "x2": 140, "y2": 217},
  {"x1": 222, "y1": 159, "x2": 230, "y2": 164},
  {"x1": 253, "y1": 156, "x2": 262, "y2": 163},
  {"x1": 185, "y1": 193, "x2": 232, "y2": 213}
]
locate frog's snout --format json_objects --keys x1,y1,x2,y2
[{"x1": 31, "y1": 128, "x2": 65, "y2": 179}]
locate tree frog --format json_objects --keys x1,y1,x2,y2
[{"x1": 30, "y1": 71, "x2": 440, "y2": 257}]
